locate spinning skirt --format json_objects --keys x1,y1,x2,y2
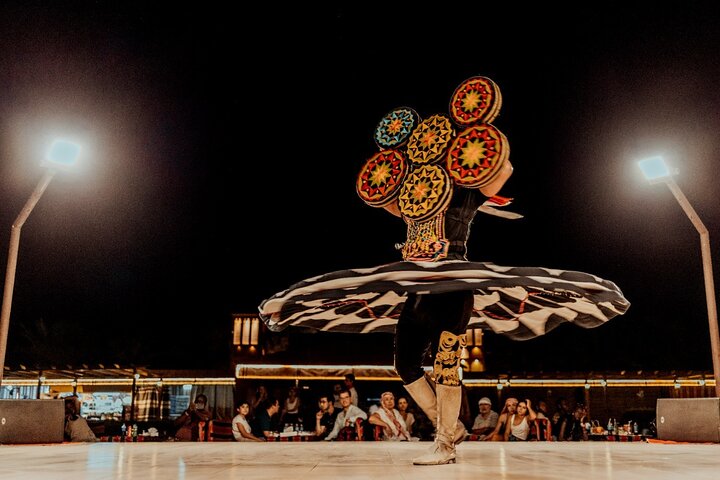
[{"x1": 258, "y1": 261, "x2": 630, "y2": 341}]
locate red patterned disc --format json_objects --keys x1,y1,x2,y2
[
  {"x1": 356, "y1": 150, "x2": 408, "y2": 207},
  {"x1": 398, "y1": 164, "x2": 453, "y2": 221},
  {"x1": 449, "y1": 76, "x2": 502, "y2": 126},
  {"x1": 446, "y1": 124, "x2": 509, "y2": 188}
]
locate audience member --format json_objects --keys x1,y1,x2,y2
[
  {"x1": 396, "y1": 396, "x2": 415, "y2": 436},
  {"x1": 368, "y1": 392, "x2": 411, "y2": 441},
  {"x1": 232, "y1": 402, "x2": 264, "y2": 442},
  {"x1": 553, "y1": 397, "x2": 573, "y2": 441},
  {"x1": 504, "y1": 399, "x2": 537, "y2": 441},
  {"x1": 315, "y1": 393, "x2": 338, "y2": 440},
  {"x1": 250, "y1": 385, "x2": 268, "y2": 414},
  {"x1": 325, "y1": 389, "x2": 367, "y2": 441},
  {"x1": 64, "y1": 395, "x2": 97, "y2": 442},
  {"x1": 175, "y1": 394, "x2": 212, "y2": 441},
  {"x1": 484, "y1": 397, "x2": 518, "y2": 441},
  {"x1": 532, "y1": 399, "x2": 551, "y2": 440},
  {"x1": 471, "y1": 397, "x2": 498, "y2": 440},
  {"x1": 281, "y1": 386, "x2": 302, "y2": 426},
  {"x1": 332, "y1": 383, "x2": 343, "y2": 409},
  {"x1": 344, "y1": 374, "x2": 359, "y2": 407},
  {"x1": 253, "y1": 397, "x2": 280, "y2": 439},
  {"x1": 535, "y1": 399, "x2": 550, "y2": 419},
  {"x1": 559, "y1": 404, "x2": 588, "y2": 441}
]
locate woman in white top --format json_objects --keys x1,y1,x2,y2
[
  {"x1": 232, "y1": 403, "x2": 264, "y2": 442},
  {"x1": 504, "y1": 399, "x2": 537, "y2": 441},
  {"x1": 281, "y1": 386, "x2": 302, "y2": 426}
]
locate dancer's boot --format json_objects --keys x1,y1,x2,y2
[
  {"x1": 404, "y1": 376, "x2": 467, "y2": 446},
  {"x1": 412, "y1": 383, "x2": 461, "y2": 465}
]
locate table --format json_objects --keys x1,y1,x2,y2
[
  {"x1": 265, "y1": 432, "x2": 319, "y2": 442},
  {"x1": 590, "y1": 434, "x2": 649, "y2": 442}
]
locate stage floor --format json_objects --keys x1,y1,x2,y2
[{"x1": 0, "y1": 441, "x2": 717, "y2": 479}]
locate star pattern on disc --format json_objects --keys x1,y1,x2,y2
[
  {"x1": 447, "y1": 125, "x2": 505, "y2": 187},
  {"x1": 398, "y1": 164, "x2": 452, "y2": 220},
  {"x1": 356, "y1": 150, "x2": 407, "y2": 206},
  {"x1": 449, "y1": 76, "x2": 501, "y2": 125},
  {"x1": 406, "y1": 115, "x2": 454, "y2": 164},
  {"x1": 374, "y1": 107, "x2": 420, "y2": 148}
]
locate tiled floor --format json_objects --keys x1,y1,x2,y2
[{"x1": 0, "y1": 441, "x2": 718, "y2": 479}]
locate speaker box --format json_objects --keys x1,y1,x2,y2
[
  {"x1": 0, "y1": 399, "x2": 65, "y2": 444},
  {"x1": 656, "y1": 398, "x2": 720, "y2": 443}
]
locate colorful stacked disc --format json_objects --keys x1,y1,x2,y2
[
  {"x1": 449, "y1": 76, "x2": 502, "y2": 126},
  {"x1": 397, "y1": 164, "x2": 453, "y2": 221},
  {"x1": 406, "y1": 114, "x2": 455, "y2": 165},
  {"x1": 356, "y1": 149, "x2": 408, "y2": 207},
  {"x1": 446, "y1": 124, "x2": 510, "y2": 188},
  {"x1": 374, "y1": 107, "x2": 421, "y2": 149}
]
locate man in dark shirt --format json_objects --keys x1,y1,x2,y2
[
  {"x1": 253, "y1": 397, "x2": 280, "y2": 439},
  {"x1": 314, "y1": 394, "x2": 338, "y2": 439}
]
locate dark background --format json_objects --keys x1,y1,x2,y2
[{"x1": 0, "y1": 1, "x2": 719, "y2": 372}]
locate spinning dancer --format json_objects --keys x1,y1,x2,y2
[{"x1": 259, "y1": 76, "x2": 630, "y2": 465}]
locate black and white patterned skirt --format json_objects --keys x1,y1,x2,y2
[{"x1": 258, "y1": 260, "x2": 630, "y2": 341}]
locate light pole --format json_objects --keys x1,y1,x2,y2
[
  {"x1": 0, "y1": 139, "x2": 81, "y2": 386},
  {"x1": 638, "y1": 156, "x2": 720, "y2": 397}
]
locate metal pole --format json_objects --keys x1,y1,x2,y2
[
  {"x1": 666, "y1": 179, "x2": 720, "y2": 397},
  {"x1": 0, "y1": 169, "x2": 57, "y2": 385}
]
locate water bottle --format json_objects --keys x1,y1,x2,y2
[
  {"x1": 633, "y1": 421, "x2": 638, "y2": 434},
  {"x1": 121, "y1": 424, "x2": 127, "y2": 442},
  {"x1": 131, "y1": 423, "x2": 138, "y2": 442},
  {"x1": 607, "y1": 418, "x2": 613, "y2": 434}
]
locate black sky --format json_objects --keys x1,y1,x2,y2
[{"x1": 1, "y1": 1, "x2": 719, "y2": 372}]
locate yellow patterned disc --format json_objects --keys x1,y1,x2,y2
[
  {"x1": 406, "y1": 114, "x2": 455, "y2": 165},
  {"x1": 398, "y1": 164, "x2": 453, "y2": 221}
]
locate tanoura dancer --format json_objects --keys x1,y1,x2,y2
[{"x1": 259, "y1": 76, "x2": 630, "y2": 465}]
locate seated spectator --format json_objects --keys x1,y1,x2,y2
[
  {"x1": 315, "y1": 393, "x2": 338, "y2": 440},
  {"x1": 325, "y1": 389, "x2": 367, "y2": 441},
  {"x1": 396, "y1": 396, "x2": 415, "y2": 437},
  {"x1": 552, "y1": 397, "x2": 572, "y2": 441},
  {"x1": 535, "y1": 399, "x2": 550, "y2": 419},
  {"x1": 175, "y1": 394, "x2": 212, "y2": 441},
  {"x1": 253, "y1": 397, "x2": 280, "y2": 439},
  {"x1": 368, "y1": 392, "x2": 411, "y2": 441},
  {"x1": 471, "y1": 397, "x2": 499, "y2": 440},
  {"x1": 559, "y1": 404, "x2": 589, "y2": 441},
  {"x1": 281, "y1": 386, "x2": 302, "y2": 426},
  {"x1": 232, "y1": 402, "x2": 264, "y2": 442},
  {"x1": 484, "y1": 397, "x2": 518, "y2": 441},
  {"x1": 64, "y1": 395, "x2": 97, "y2": 442},
  {"x1": 250, "y1": 385, "x2": 268, "y2": 414},
  {"x1": 504, "y1": 399, "x2": 537, "y2": 441},
  {"x1": 332, "y1": 383, "x2": 343, "y2": 409},
  {"x1": 344, "y1": 374, "x2": 359, "y2": 407},
  {"x1": 532, "y1": 399, "x2": 551, "y2": 440}
]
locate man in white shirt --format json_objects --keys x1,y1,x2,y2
[
  {"x1": 471, "y1": 397, "x2": 498, "y2": 440},
  {"x1": 325, "y1": 389, "x2": 367, "y2": 441}
]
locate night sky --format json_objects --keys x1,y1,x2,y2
[{"x1": 1, "y1": 1, "x2": 719, "y2": 373}]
